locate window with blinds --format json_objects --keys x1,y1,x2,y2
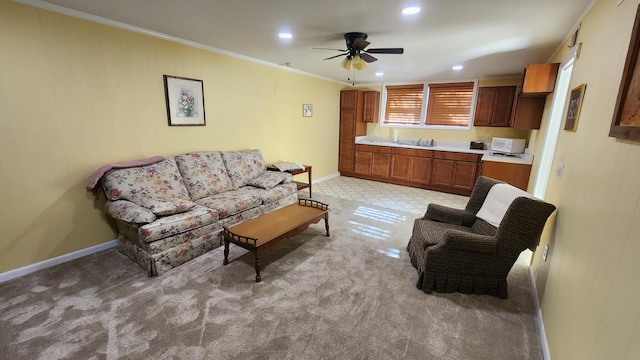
[
  {"x1": 425, "y1": 82, "x2": 475, "y2": 127},
  {"x1": 383, "y1": 84, "x2": 424, "y2": 125},
  {"x1": 381, "y1": 81, "x2": 475, "y2": 127}
]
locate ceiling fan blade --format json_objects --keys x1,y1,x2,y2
[
  {"x1": 323, "y1": 53, "x2": 348, "y2": 60},
  {"x1": 366, "y1": 48, "x2": 404, "y2": 54},
  {"x1": 310, "y1": 47, "x2": 347, "y2": 51},
  {"x1": 352, "y1": 38, "x2": 370, "y2": 50},
  {"x1": 360, "y1": 53, "x2": 378, "y2": 63}
]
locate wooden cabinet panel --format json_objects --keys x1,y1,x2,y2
[
  {"x1": 341, "y1": 90, "x2": 359, "y2": 109},
  {"x1": 391, "y1": 147, "x2": 433, "y2": 157},
  {"x1": 452, "y1": 161, "x2": 478, "y2": 190},
  {"x1": 434, "y1": 151, "x2": 481, "y2": 162},
  {"x1": 362, "y1": 91, "x2": 380, "y2": 123},
  {"x1": 390, "y1": 155, "x2": 432, "y2": 184},
  {"x1": 355, "y1": 146, "x2": 390, "y2": 177},
  {"x1": 474, "y1": 86, "x2": 515, "y2": 127},
  {"x1": 473, "y1": 87, "x2": 496, "y2": 127},
  {"x1": 432, "y1": 151, "x2": 480, "y2": 191},
  {"x1": 431, "y1": 159, "x2": 455, "y2": 187},
  {"x1": 522, "y1": 63, "x2": 560, "y2": 96},
  {"x1": 372, "y1": 153, "x2": 391, "y2": 177},
  {"x1": 390, "y1": 155, "x2": 411, "y2": 180},
  {"x1": 339, "y1": 90, "x2": 367, "y2": 173},
  {"x1": 409, "y1": 157, "x2": 432, "y2": 184},
  {"x1": 481, "y1": 161, "x2": 532, "y2": 190},
  {"x1": 339, "y1": 140, "x2": 355, "y2": 173},
  {"x1": 511, "y1": 96, "x2": 546, "y2": 130}
]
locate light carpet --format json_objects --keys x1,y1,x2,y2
[{"x1": 0, "y1": 194, "x2": 542, "y2": 360}]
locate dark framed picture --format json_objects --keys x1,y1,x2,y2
[
  {"x1": 564, "y1": 84, "x2": 586, "y2": 131},
  {"x1": 163, "y1": 75, "x2": 206, "y2": 126},
  {"x1": 610, "y1": 4, "x2": 640, "y2": 141}
]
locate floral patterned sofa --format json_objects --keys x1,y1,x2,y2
[{"x1": 101, "y1": 149, "x2": 298, "y2": 276}]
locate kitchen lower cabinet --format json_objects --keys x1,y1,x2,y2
[
  {"x1": 354, "y1": 145, "x2": 391, "y2": 177},
  {"x1": 390, "y1": 148, "x2": 433, "y2": 185},
  {"x1": 481, "y1": 161, "x2": 532, "y2": 190},
  {"x1": 431, "y1": 152, "x2": 481, "y2": 192}
]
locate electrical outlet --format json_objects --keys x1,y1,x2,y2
[
  {"x1": 557, "y1": 162, "x2": 565, "y2": 178},
  {"x1": 543, "y1": 244, "x2": 549, "y2": 261}
]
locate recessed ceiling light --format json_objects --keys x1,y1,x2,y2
[
  {"x1": 278, "y1": 32, "x2": 293, "y2": 39},
  {"x1": 452, "y1": 64, "x2": 463, "y2": 71},
  {"x1": 402, "y1": 6, "x2": 421, "y2": 15},
  {"x1": 375, "y1": 72, "x2": 384, "y2": 76}
]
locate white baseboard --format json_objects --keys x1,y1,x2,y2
[
  {"x1": 528, "y1": 267, "x2": 551, "y2": 360},
  {"x1": 313, "y1": 172, "x2": 340, "y2": 184},
  {"x1": 0, "y1": 239, "x2": 119, "y2": 284}
]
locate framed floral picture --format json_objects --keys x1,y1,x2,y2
[{"x1": 163, "y1": 75, "x2": 206, "y2": 126}]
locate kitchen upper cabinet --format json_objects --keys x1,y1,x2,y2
[
  {"x1": 390, "y1": 147, "x2": 433, "y2": 185},
  {"x1": 473, "y1": 86, "x2": 515, "y2": 127},
  {"x1": 362, "y1": 91, "x2": 380, "y2": 123},
  {"x1": 522, "y1": 63, "x2": 560, "y2": 96},
  {"x1": 339, "y1": 90, "x2": 367, "y2": 173},
  {"x1": 509, "y1": 63, "x2": 560, "y2": 130},
  {"x1": 354, "y1": 144, "x2": 390, "y2": 177}
]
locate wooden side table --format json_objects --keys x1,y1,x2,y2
[{"x1": 267, "y1": 165, "x2": 312, "y2": 198}]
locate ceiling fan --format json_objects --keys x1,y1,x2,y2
[{"x1": 314, "y1": 32, "x2": 404, "y2": 71}]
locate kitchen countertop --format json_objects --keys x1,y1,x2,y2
[{"x1": 355, "y1": 136, "x2": 533, "y2": 165}]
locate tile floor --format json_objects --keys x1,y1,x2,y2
[{"x1": 306, "y1": 175, "x2": 469, "y2": 215}]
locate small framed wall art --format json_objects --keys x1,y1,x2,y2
[
  {"x1": 564, "y1": 84, "x2": 586, "y2": 131},
  {"x1": 163, "y1": 75, "x2": 206, "y2": 126},
  {"x1": 303, "y1": 104, "x2": 313, "y2": 117}
]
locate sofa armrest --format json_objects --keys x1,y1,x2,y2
[
  {"x1": 424, "y1": 204, "x2": 476, "y2": 226},
  {"x1": 105, "y1": 200, "x2": 156, "y2": 224},
  {"x1": 441, "y1": 230, "x2": 497, "y2": 254}
]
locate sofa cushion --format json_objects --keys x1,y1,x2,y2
[
  {"x1": 247, "y1": 171, "x2": 293, "y2": 189},
  {"x1": 103, "y1": 158, "x2": 191, "y2": 204},
  {"x1": 194, "y1": 186, "x2": 264, "y2": 219},
  {"x1": 258, "y1": 183, "x2": 298, "y2": 203},
  {"x1": 175, "y1": 152, "x2": 235, "y2": 200},
  {"x1": 139, "y1": 198, "x2": 197, "y2": 216},
  {"x1": 221, "y1": 149, "x2": 266, "y2": 189},
  {"x1": 105, "y1": 200, "x2": 156, "y2": 224},
  {"x1": 138, "y1": 205, "x2": 219, "y2": 243}
]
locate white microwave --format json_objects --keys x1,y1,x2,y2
[{"x1": 491, "y1": 138, "x2": 526, "y2": 154}]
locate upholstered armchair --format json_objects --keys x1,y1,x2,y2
[{"x1": 407, "y1": 176, "x2": 556, "y2": 298}]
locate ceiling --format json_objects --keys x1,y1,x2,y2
[{"x1": 35, "y1": 0, "x2": 593, "y2": 85}]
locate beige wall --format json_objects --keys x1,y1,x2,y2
[
  {"x1": 529, "y1": 0, "x2": 640, "y2": 358},
  {"x1": 0, "y1": 0, "x2": 343, "y2": 273}
]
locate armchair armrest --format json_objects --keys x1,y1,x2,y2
[
  {"x1": 424, "y1": 204, "x2": 476, "y2": 226},
  {"x1": 105, "y1": 200, "x2": 156, "y2": 224},
  {"x1": 440, "y1": 230, "x2": 497, "y2": 254}
]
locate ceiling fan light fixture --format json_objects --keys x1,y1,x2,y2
[
  {"x1": 341, "y1": 57, "x2": 351, "y2": 70},
  {"x1": 352, "y1": 55, "x2": 366, "y2": 71}
]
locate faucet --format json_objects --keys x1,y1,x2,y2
[{"x1": 416, "y1": 138, "x2": 423, "y2": 146}]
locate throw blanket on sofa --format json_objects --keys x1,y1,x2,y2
[
  {"x1": 86, "y1": 156, "x2": 165, "y2": 193},
  {"x1": 475, "y1": 183, "x2": 533, "y2": 227}
]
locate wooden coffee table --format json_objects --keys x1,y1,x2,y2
[{"x1": 222, "y1": 198, "x2": 330, "y2": 282}]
